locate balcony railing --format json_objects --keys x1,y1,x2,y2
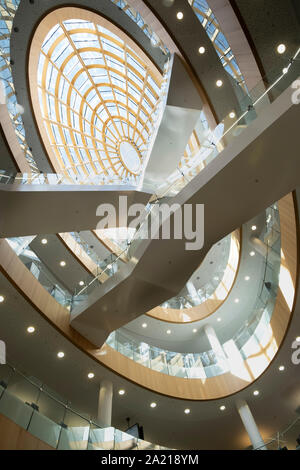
[{"x1": 0, "y1": 363, "x2": 168, "y2": 450}]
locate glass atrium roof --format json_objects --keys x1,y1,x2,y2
[{"x1": 35, "y1": 17, "x2": 163, "y2": 184}]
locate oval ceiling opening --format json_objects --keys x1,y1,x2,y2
[{"x1": 29, "y1": 7, "x2": 163, "y2": 184}]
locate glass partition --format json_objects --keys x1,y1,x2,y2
[
  {"x1": 0, "y1": 364, "x2": 169, "y2": 450},
  {"x1": 106, "y1": 205, "x2": 281, "y2": 380},
  {"x1": 0, "y1": 0, "x2": 38, "y2": 172}
]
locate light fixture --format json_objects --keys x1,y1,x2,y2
[
  {"x1": 88, "y1": 373, "x2": 95, "y2": 379},
  {"x1": 229, "y1": 111, "x2": 236, "y2": 119},
  {"x1": 60, "y1": 261, "x2": 66, "y2": 267},
  {"x1": 214, "y1": 276, "x2": 219, "y2": 281},
  {"x1": 184, "y1": 408, "x2": 190, "y2": 414},
  {"x1": 251, "y1": 225, "x2": 257, "y2": 231},
  {"x1": 176, "y1": 11, "x2": 183, "y2": 20},
  {"x1": 27, "y1": 326, "x2": 35, "y2": 334},
  {"x1": 57, "y1": 351, "x2": 65, "y2": 359},
  {"x1": 41, "y1": 238, "x2": 48, "y2": 245},
  {"x1": 279, "y1": 365, "x2": 285, "y2": 371},
  {"x1": 118, "y1": 389, "x2": 125, "y2": 396},
  {"x1": 198, "y1": 46, "x2": 205, "y2": 54},
  {"x1": 296, "y1": 336, "x2": 300, "y2": 342},
  {"x1": 250, "y1": 251, "x2": 255, "y2": 257},
  {"x1": 220, "y1": 405, "x2": 226, "y2": 411},
  {"x1": 216, "y1": 80, "x2": 223, "y2": 87},
  {"x1": 79, "y1": 281, "x2": 84, "y2": 286},
  {"x1": 166, "y1": 329, "x2": 171, "y2": 334},
  {"x1": 245, "y1": 276, "x2": 250, "y2": 281},
  {"x1": 217, "y1": 317, "x2": 222, "y2": 322},
  {"x1": 193, "y1": 328, "x2": 197, "y2": 333},
  {"x1": 150, "y1": 402, "x2": 157, "y2": 408},
  {"x1": 277, "y1": 44, "x2": 286, "y2": 54},
  {"x1": 253, "y1": 390, "x2": 260, "y2": 396},
  {"x1": 0, "y1": 295, "x2": 4, "y2": 303},
  {"x1": 107, "y1": 264, "x2": 112, "y2": 270},
  {"x1": 142, "y1": 323, "x2": 147, "y2": 328},
  {"x1": 234, "y1": 298, "x2": 239, "y2": 303},
  {"x1": 282, "y1": 67, "x2": 288, "y2": 75}
]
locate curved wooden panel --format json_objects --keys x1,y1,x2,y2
[
  {"x1": 0, "y1": 193, "x2": 296, "y2": 400},
  {"x1": 0, "y1": 413, "x2": 54, "y2": 450},
  {"x1": 57, "y1": 232, "x2": 109, "y2": 282}
]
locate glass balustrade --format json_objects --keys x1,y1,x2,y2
[
  {"x1": 253, "y1": 417, "x2": 300, "y2": 450},
  {"x1": 5, "y1": 236, "x2": 91, "y2": 308},
  {"x1": 154, "y1": 49, "x2": 300, "y2": 198},
  {"x1": 109, "y1": 0, "x2": 169, "y2": 56},
  {"x1": 4, "y1": 182, "x2": 281, "y2": 382},
  {"x1": 106, "y1": 205, "x2": 281, "y2": 380},
  {"x1": 0, "y1": 364, "x2": 168, "y2": 450},
  {"x1": 0, "y1": 0, "x2": 38, "y2": 172},
  {"x1": 160, "y1": 233, "x2": 232, "y2": 310},
  {"x1": 0, "y1": 170, "x2": 141, "y2": 187}
]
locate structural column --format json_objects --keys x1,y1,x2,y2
[
  {"x1": 236, "y1": 399, "x2": 267, "y2": 450},
  {"x1": 204, "y1": 324, "x2": 227, "y2": 363},
  {"x1": 98, "y1": 380, "x2": 113, "y2": 428},
  {"x1": 186, "y1": 280, "x2": 200, "y2": 304}
]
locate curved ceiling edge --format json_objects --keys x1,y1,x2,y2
[
  {"x1": 10, "y1": 0, "x2": 168, "y2": 172},
  {"x1": 28, "y1": 7, "x2": 163, "y2": 179},
  {"x1": 0, "y1": 193, "x2": 297, "y2": 400}
]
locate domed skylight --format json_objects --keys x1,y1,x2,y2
[{"x1": 30, "y1": 9, "x2": 163, "y2": 184}]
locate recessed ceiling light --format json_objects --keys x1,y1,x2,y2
[
  {"x1": 217, "y1": 317, "x2": 222, "y2": 322},
  {"x1": 87, "y1": 373, "x2": 95, "y2": 379},
  {"x1": 176, "y1": 11, "x2": 183, "y2": 20},
  {"x1": 0, "y1": 295, "x2": 5, "y2": 303},
  {"x1": 60, "y1": 261, "x2": 66, "y2": 267},
  {"x1": 193, "y1": 328, "x2": 197, "y2": 333},
  {"x1": 250, "y1": 251, "x2": 255, "y2": 257},
  {"x1": 216, "y1": 80, "x2": 223, "y2": 87},
  {"x1": 253, "y1": 390, "x2": 260, "y2": 396},
  {"x1": 251, "y1": 225, "x2": 257, "y2": 231},
  {"x1": 150, "y1": 402, "x2": 157, "y2": 408},
  {"x1": 142, "y1": 323, "x2": 147, "y2": 328},
  {"x1": 79, "y1": 281, "x2": 84, "y2": 286},
  {"x1": 282, "y1": 67, "x2": 288, "y2": 75},
  {"x1": 296, "y1": 336, "x2": 300, "y2": 342},
  {"x1": 279, "y1": 365, "x2": 285, "y2": 371},
  {"x1": 220, "y1": 405, "x2": 226, "y2": 411},
  {"x1": 166, "y1": 329, "x2": 171, "y2": 334},
  {"x1": 27, "y1": 326, "x2": 35, "y2": 334},
  {"x1": 229, "y1": 111, "x2": 236, "y2": 119},
  {"x1": 41, "y1": 238, "x2": 48, "y2": 245},
  {"x1": 245, "y1": 276, "x2": 250, "y2": 281},
  {"x1": 118, "y1": 389, "x2": 125, "y2": 396},
  {"x1": 184, "y1": 408, "x2": 190, "y2": 414},
  {"x1": 214, "y1": 276, "x2": 219, "y2": 281},
  {"x1": 198, "y1": 46, "x2": 205, "y2": 54},
  {"x1": 234, "y1": 298, "x2": 239, "y2": 304},
  {"x1": 57, "y1": 351, "x2": 65, "y2": 359},
  {"x1": 277, "y1": 44, "x2": 286, "y2": 54}
]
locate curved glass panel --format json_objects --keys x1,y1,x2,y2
[
  {"x1": 34, "y1": 15, "x2": 164, "y2": 184},
  {"x1": 5, "y1": 205, "x2": 281, "y2": 381},
  {"x1": 188, "y1": 0, "x2": 246, "y2": 91},
  {"x1": 0, "y1": 364, "x2": 169, "y2": 450},
  {"x1": 107, "y1": 205, "x2": 281, "y2": 379},
  {"x1": 0, "y1": 0, "x2": 38, "y2": 171}
]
